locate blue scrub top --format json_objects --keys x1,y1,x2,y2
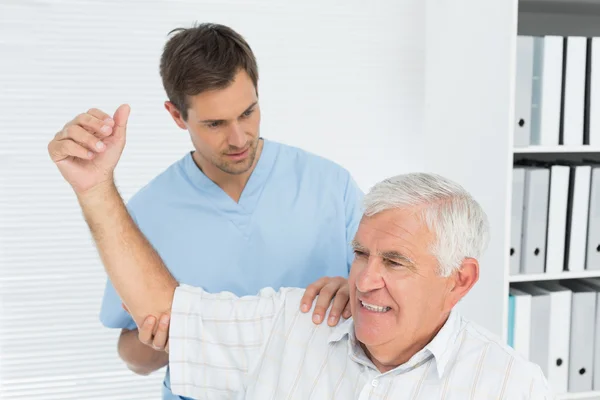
[{"x1": 99, "y1": 138, "x2": 364, "y2": 399}]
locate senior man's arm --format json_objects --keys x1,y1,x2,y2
[
  {"x1": 76, "y1": 180, "x2": 327, "y2": 399},
  {"x1": 79, "y1": 182, "x2": 305, "y2": 397},
  {"x1": 77, "y1": 182, "x2": 177, "y2": 328}
]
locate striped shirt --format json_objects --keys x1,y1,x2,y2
[{"x1": 169, "y1": 284, "x2": 554, "y2": 399}]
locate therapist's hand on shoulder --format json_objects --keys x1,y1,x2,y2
[
  {"x1": 47, "y1": 104, "x2": 130, "y2": 194},
  {"x1": 301, "y1": 276, "x2": 351, "y2": 326}
]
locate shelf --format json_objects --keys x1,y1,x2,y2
[
  {"x1": 514, "y1": 146, "x2": 600, "y2": 153},
  {"x1": 520, "y1": 0, "x2": 600, "y2": 15},
  {"x1": 519, "y1": 0, "x2": 600, "y2": 37},
  {"x1": 558, "y1": 390, "x2": 600, "y2": 399},
  {"x1": 510, "y1": 270, "x2": 600, "y2": 282},
  {"x1": 513, "y1": 146, "x2": 600, "y2": 164}
]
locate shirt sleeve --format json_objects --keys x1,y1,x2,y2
[
  {"x1": 168, "y1": 284, "x2": 295, "y2": 399},
  {"x1": 343, "y1": 172, "x2": 364, "y2": 273}
]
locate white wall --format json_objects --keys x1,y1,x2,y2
[
  {"x1": 0, "y1": 1, "x2": 429, "y2": 398},
  {"x1": 423, "y1": 0, "x2": 517, "y2": 336},
  {"x1": 254, "y1": 3, "x2": 428, "y2": 188}
]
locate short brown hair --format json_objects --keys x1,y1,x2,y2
[{"x1": 159, "y1": 23, "x2": 259, "y2": 120}]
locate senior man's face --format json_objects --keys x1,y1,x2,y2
[{"x1": 348, "y1": 207, "x2": 477, "y2": 372}]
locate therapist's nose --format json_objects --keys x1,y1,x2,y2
[{"x1": 227, "y1": 123, "x2": 246, "y2": 149}]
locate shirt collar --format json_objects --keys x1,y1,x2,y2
[
  {"x1": 182, "y1": 137, "x2": 276, "y2": 191},
  {"x1": 328, "y1": 309, "x2": 462, "y2": 378},
  {"x1": 422, "y1": 309, "x2": 462, "y2": 378},
  {"x1": 328, "y1": 318, "x2": 354, "y2": 344}
]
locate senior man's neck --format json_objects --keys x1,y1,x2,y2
[
  {"x1": 363, "y1": 312, "x2": 450, "y2": 373},
  {"x1": 76, "y1": 180, "x2": 178, "y2": 328}
]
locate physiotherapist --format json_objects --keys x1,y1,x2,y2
[{"x1": 48, "y1": 23, "x2": 364, "y2": 399}]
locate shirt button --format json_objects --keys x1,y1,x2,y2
[{"x1": 371, "y1": 379, "x2": 379, "y2": 387}]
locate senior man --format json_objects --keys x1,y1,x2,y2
[{"x1": 51, "y1": 115, "x2": 551, "y2": 399}]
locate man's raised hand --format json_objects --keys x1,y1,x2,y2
[{"x1": 48, "y1": 104, "x2": 130, "y2": 195}]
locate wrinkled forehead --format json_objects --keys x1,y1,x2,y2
[{"x1": 355, "y1": 207, "x2": 433, "y2": 251}]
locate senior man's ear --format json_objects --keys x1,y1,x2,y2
[{"x1": 448, "y1": 258, "x2": 479, "y2": 304}]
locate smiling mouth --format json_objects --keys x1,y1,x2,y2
[{"x1": 360, "y1": 301, "x2": 391, "y2": 313}]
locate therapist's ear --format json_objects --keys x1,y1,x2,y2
[{"x1": 164, "y1": 101, "x2": 187, "y2": 130}]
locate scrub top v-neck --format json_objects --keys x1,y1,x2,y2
[{"x1": 181, "y1": 138, "x2": 278, "y2": 236}]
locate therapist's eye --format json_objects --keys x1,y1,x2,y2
[
  {"x1": 207, "y1": 121, "x2": 222, "y2": 129},
  {"x1": 241, "y1": 108, "x2": 254, "y2": 118}
]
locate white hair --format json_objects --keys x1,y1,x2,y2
[{"x1": 363, "y1": 172, "x2": 490, "y2": 277}]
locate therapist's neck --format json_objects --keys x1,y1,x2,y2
[{"x1": 192, "y1": 138, "x2": 263, "y2": 202}]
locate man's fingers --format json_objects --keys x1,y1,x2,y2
[
  {"x1": 138, "y1": 314, "x2": 170, "y2": 352},
  {"x1": 72, "y1": 112, "x2": 114, "y2": 138},
  {"x1": 137, "y1": 316, "x2": 156, "y2": 346},
  {"x1": 87, "y1": 108, "x2": 113, "y2": 123},
  {"x1": 311, "y1": 282, "x2": 337, "y2": 324},
  {"x1": 152, "y1": 314, "x2": 170, "y2": 351},
  {"x1": 59, "y1": 125, "x2": 107, "y2": 153},
  {"x1": 300, "y1": 277, "x2": 327, "y2": 313},
  {"x1": 327, "y1": 285, "x2": 350, "y2": 326},
  {"x1": 342, "y1": 302, "x2": 352, "y2": 319},
  {"x1": 112, "y1": 104, "x2": 130, "y2": 140},
  {"x1": 48, "y1": 138, "x2": 95, "y2": 163}
]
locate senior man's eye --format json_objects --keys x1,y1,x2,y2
[{"x1": 353, "y1": 250, "x2": 368, "y2": 257}]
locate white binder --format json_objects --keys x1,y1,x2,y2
[
  {"x1": 589, "y1": 38, "x2": 600, "y2": 146},
  {"x1": 511, "y1": 168, "x2": 526, "y2": 275},
  {"x1": 534, "y1": 36, "x2": 563, "y2": 146},
  {"x1": 530, "y1": 37, "x2": 544, "y2": 146},
  {"x1": 587, "y1": 167, "x2": 600, "y2": 271},
  {"x1": 521, "y1": 167, "x2": 550, "y2": 274},
  {"x1": 514, "y1": 283, "x2": 551, "y2": 379},
  {"x1": 580, "y1": 278, "x2": 600, "y2": 390},
  {"x1": 514, "y1": 36, "x2": 534, "y2": 147},
  {"x1": 567, "y1": 166, "x2": 592, "y2": 272},
  {"x1": 509, "y1": 287, "x2": 532, "y2": 360},
  {"x1": 563, "y1": 37, "x2": 587, "y2": 145},
  {"x1": 546, "y1": 165, "x2": 570, "y2": 274},
  {"x1": 534, "y1": 281, "x2": 573, "y2": 394},
  {"x1": 559, "y1": 280, "x2": 596, "y2": 392}
]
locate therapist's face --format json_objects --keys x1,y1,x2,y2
[
  {"x1": 165, "y1": 69, "x2": 261, "y2": 176},
  {"x1": 348, "y1": 207, "x2": 478, "y2": 372}
]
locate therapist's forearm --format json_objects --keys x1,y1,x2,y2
[{"x1": 77, "y1": 181, "x2": 178, "y2": 328}]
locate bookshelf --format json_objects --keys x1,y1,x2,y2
[
  {"x1": 513, "y1": 146, "x2": 600, "y2": 163},
  {"x1": 510, "y1": 270, "x2": 600, "y2": 283},
  {"x1": 508, "y1": 144, "x2": 600, "y2": 399},
  {"x1": 514, "y1": 146, "x2": 600, "y2": 153},
  {"x1": 519, "y1": 0, "x2": 600, "y2": 37},
  {"x1": 502, "y1": 1, "x2": 600, "y2": 398}
]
